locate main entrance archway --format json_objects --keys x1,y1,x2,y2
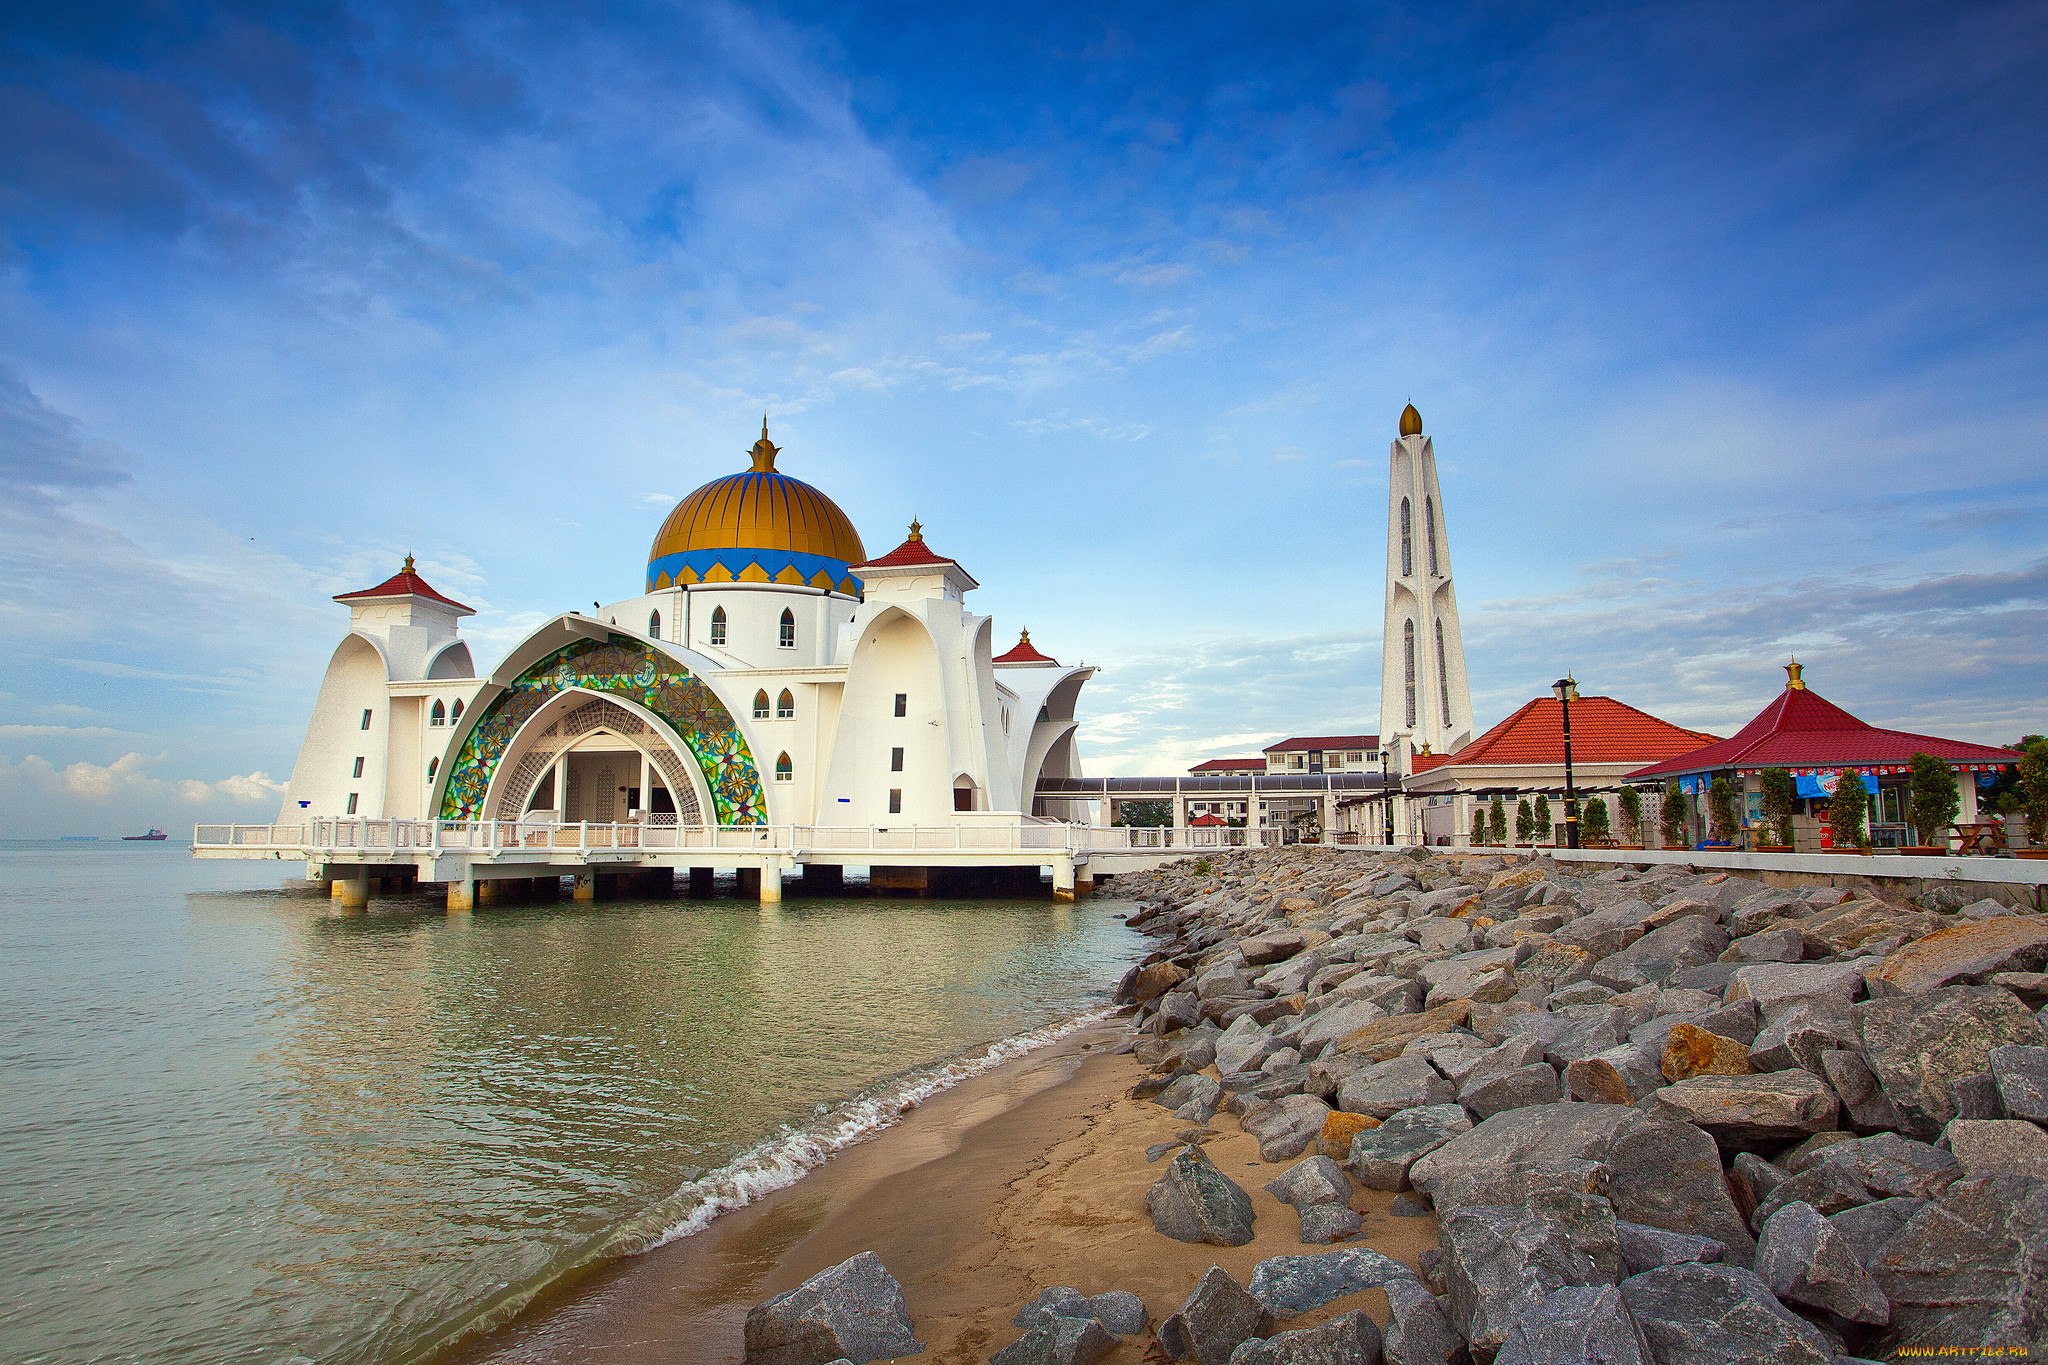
[{"x1": 482, "y1": 692, "x2": 709, "y2": 825}]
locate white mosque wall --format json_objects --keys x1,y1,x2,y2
[
  {"x1": 602, "y1": 583, "x2": 857, "y2": 669},
  {"x1": 1379, "y1": 430, "x2": 1476, "y2": 762},
  {"x1": 280, "y1": 633, "x2": 391, "y2": 822},
  {"x1": 819, "y1": 606, "x2": 952, "y2": 825}
]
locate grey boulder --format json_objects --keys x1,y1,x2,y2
[
  {"x1": 1616, "y1": 1221, "x2": 1724, "y2": 1276},
  {"x1": 1592, "y1": 919, "x2": 1729, "y2": 992},
  {"x1": 1753, "y1": 1200, "x2": 1888, "y2": 1324},
  {"x1": 1635, "y1": 1070, "x2": 1839, "y2": 1148},
  {"x1": 1868, "y1": 1173, "x2": 2048, "y2": 1357},
  {"x1": 1820, "y1": 1048, "x2": 1908, "y2": 1133},
  {"x1": 1336, "y1": 1056, "x2": 1457, "y2": 1119},
  {"x1": 1989, "y1": 1042, "x2": 2048, "y2": 1122},
  {"x1": 1616, "y1": 1262, "x2": 1833, "y2": 1365},
  {"x1": 1240, "y1": 1094, "x2": 1335, "y2": 1162},
  {"x1": 1746, "y1": 1000, "x2": 1858, "y2": 1075},
  {"x1": 1297, "y1": 1203, "x2": 1364, "y2": 1244},
  {"x1": 1826, "y1": 1196, "x2": 1925, "y2": 1266},
  {"x1": 1458, "y1": 1063, "x2": 1561, "y2": 1120},
  {"x1": 1725, "y1": 962, "x2": 1865, "y2": 1018},
  {"x1": 1158, "y1": 1072, "x2": 1225, "y2": 1124},
  {"x1": 1941, "y1": 1118, "x2": 2048, "y2": 1179},
  {"x1": 1494, "y1": 1284, "x2": 1653, "y2": 1365},
  {"x1": 742, "y1": 1251, "x2": 925, "y2": 1365},
  {"x1": 1381, "y1": 1277, "x2": 1470, "y2": 1365},
  {"x1": 1228, "y1": 1309, "x2": 1382, "y2": 1365},
  {"x1": 1345, "y1": 1104, "x2": 1473, "y2": 1191},
  {"x1": 1263, "y1": 1155, "x2": 1352, "y2": 1208},
  {"x1": 1159, "y1": 1266, "x2": 1275, "y2": 1365},
  {"x1": 1012, "y1": 1286, "x2": 1147, "y2": 1336},
  {"x1": 991, "y1": 1317, "x2": 1117, "y2": 1365},
  {"x1": 1855, "y1": 985, "x2": 2048, "y2": 1139},
  {"x1": 1147, "y1": 1146, "x2": 1258, "y2": 1246},
  {"x1": 1440, "y1": 1192, "x2": 1621, "y2": 1356},
  {"x1": 1248, "y1": 1246, "x2": 1414, "y2": 1316}
]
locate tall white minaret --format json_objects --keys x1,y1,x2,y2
[{"x1": 1378, "y1": 403, "x2": 1474, "y2": 765}]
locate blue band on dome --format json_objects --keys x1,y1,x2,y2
[{"x1": 646, "y1": 547, "x2": 863, "y2": 594}]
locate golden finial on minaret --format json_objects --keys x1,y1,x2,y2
[
  {"x1": 403, "y1": 554, "x2": 415, "y2": 573},
  {"x1": 748, "y1": 416, "x2": 779, "y2": 472},
  {"x1": 1400, "y1": 402, "x2": 1422, "y2": 437},
  {"x1": 1785, "y1": 656, "x2": 1806, "y2": 691},
  {"x1": 907, "y1": 518, "x2": 923, "y2": 543},
  {"x1": 1019, "y1": 626, "x2": 1030, "y2": 643}
]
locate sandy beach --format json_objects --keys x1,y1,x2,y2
[{"x1": 443, "y1": 1017, "x2": 1437, "y2": 1365}]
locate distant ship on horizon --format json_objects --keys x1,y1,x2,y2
[{"x1": 123, "y1": 829, "x2": 168, "y2": 842}]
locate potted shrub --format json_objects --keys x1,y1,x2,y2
[
  {"x1": 1826, "y1": 770, "x2": 1871, "y2": 853},
  {"x1": 1533, "y1": 793, "x2": 1552, "y2": 845},
  {"x1": 1706, "y1": 777, "x2": 1737, "y2": 847},
  {"x1": 1616, "y1": 787, "x2": 1644, "y2": 849},
  {"x1": 1515, "y1": 798, "x2": 1535, "y2": 846},
  {"x1": 1758, "y1": 768, "x2": 1797, "y2": 851},
  {"x1": 1582, "y1": 795, "x2": 1612, "y2": 846},
  {"x1": 1904, "y1": 752, "x2": 1958, "y2": 855},
  {"x1": 1470, "y1": 807, "x2": 1485, "y2": 847},
  {"x1": 2018, "y1": 742, "x2": 2048, "y2": 858},
  {"x1": 1659, "y1": 780, "x2": 1688, "y2": 849},
  {"x1": 1488, "y1": 797, "x2": 1508, "y2": 846}
]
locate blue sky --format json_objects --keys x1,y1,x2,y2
[{"x1": 3, "y1": 0, "x2": 2044, "y2": 834}]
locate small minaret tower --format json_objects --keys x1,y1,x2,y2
[{"x1": 1378, "y1": 403, "x2": 1475, "y2": 765}]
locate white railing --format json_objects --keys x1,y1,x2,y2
[{"x1": 191, "y1": 819, "x2": 1280, "y2": 858}]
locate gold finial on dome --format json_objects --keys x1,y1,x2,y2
[
  {"x1": 1785, "y1": 656, "x2": 1806, "y2": 691},
  {"x1": 907, "y1": 518, "x2": 923, "y2": 543},
  {"x1": 1019, "y1": 626, "x2": 1030, "y2": 643},
  {"x1": 749, "y1": 415, "x2": 779, "y2": 473},
  {"x1": 402, "y1": 553, "x2": 415, "y2": 573},
  {"x1": 1399, "y1": 402, "x2": 1423, "y2": 437}
]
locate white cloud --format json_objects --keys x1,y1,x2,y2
[{"x1": 1, "y1": 751, "x2": 285, "y2": 806}]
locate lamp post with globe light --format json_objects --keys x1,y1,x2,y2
[{"x1": 1553, "y1": 675, "x2": 1581, "y2": 849}]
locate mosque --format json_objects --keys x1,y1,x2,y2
[{"x1": 277, "y1": 423, "x2": 1095, "y2": 868}]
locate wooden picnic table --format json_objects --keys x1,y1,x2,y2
[{"x1": 1950, "y1": 821, "x2": 2006, "y2": 855}]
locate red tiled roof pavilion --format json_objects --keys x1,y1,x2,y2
[{"x1": 333, "y1": 555, "x2": 474, "y2": 615}]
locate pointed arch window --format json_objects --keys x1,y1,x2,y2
[
  {"x1": 450, "y1": 699, "x2": 464, "y2": 723},
  {"x1": 427, "y1": 756, "x2": 438, "y2": 780},
  {"x1": 1425, "y1": 497, "x2": 1439, "y2": 577},
  {"x1": 776, "y1": 688, "x2": 795, "y2": 719},
  {"x1": 430, "y1": 699, "x2": 446, "y2": 727},
  {"x1": 1399, "y1": 498, "x2": 1413, "y2": 578},
  {"x1": 775, "y1": 752, "x2": 793, "y2": 782},
  {"x1": 710, "y1": 606, "x2": 727, "y2": 645},
  {"x1": 648, "y1": 609, "x2": 661, "y2": 639},
  {"x1": 1403, "y1": 619, "x2": 1417, "y2": 729},
  {"x1": 778, "y1": 608, "x2": 796, "y2": 649},
  {"x1": 753, "y1": 689, "x2": 771, "y2": 720},
  {"x1": 1435, "y1": 618, "x2": 1452, "y2": 724}
]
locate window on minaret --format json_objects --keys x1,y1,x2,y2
[
  {"x1": 431, "y1": 700, "x2": 445, "y2": 727},
  {"x1": 649, "y1": 609, "x2": 661, "y2": 639},
  {"x1": 753, "y1": 690, "x2": 771, "y2": 719},
  {"x1": 451, "y1": 699, "x2": 463, "y2": 722},
  {"x1": 779, "y1": 608, "x2": 795, "y2": 649},
  {"x1": 777, "y1": 689, "x2": 794, "y2": 719},
  {"x1": 710, "y1": 606, "x2": 727, "y2": 645},
  {"x1": 1426, "y1": 498, "x2": 1439, "y2": 576},
  {"x1": 1403, "y1": 619, "x2": 1417, "y2": 729},
  {"x1": 1400, "y1": 499, "x2": 1413, "y2": 577},
  {"x1": 775, "y1": 752, "x2": 793, "y2": 782},
  {"x1": 1435, "y1": 618, "x2": 1452, "y2": 724}
]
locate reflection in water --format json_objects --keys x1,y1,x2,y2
[{"x1": 0, "y1": 845, "x2": 1143, "y2": 1365}]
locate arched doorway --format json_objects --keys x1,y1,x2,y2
[{"x1": 482, "y1": 691, "x2": 710, "y2": 828}]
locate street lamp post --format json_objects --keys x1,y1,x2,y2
[
  {"x1": 1553, "y1": 675, "x2": 1580, "y2": 850},
  {"x1": 1380, "y1": 746, "x2": 1396, "y2": 847}
]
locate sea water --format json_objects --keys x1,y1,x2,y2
[{"x1": 0, "y1": 841, "x2": 1146, "y2": 1365}]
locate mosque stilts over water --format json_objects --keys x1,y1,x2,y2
[{"x1": 254, "y1": 422, "x2": 1106, "y2": 902}]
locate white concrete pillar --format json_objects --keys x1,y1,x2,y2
[
  {"x1": 1321, "y1": 793, "x2": 1336, "y2": 845},
  {"x1": 1172, "y1": 791, "x2": 1188, "y2": 837},
  {"x1": 759, "y1": 861, "x2": 782, "y2": 905},
  {"x1": 572, "y1": 871, "x2": 595, "y2": 901},
  {"x1": 331, "y1": 871, "x2": 369, "y2": 909},
  {"x1": 1052, "y1": 857, "x2": 1076, "y2": 904},
  {"x1": 552, "y1": 753, "x2": 569, "y2": 821},
  {"x1": 447, "y1": 877, "x2": 474, "y2": 913}
]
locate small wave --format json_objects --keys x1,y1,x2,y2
[{"x1": 615, "y1": 1007, "x2": 1115, "y2": 1256}]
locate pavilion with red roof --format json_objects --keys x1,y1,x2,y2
[
  {"x1": 1393, "y1": 690, "x2": 1720, "y2": 846},
  {"x1": 1626, "y1": 660, "x2": 2016, "y2": 847}
]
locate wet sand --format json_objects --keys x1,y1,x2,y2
[{"x1": 444, "y1": 1020, "x2": 1437, "y2": 1365}]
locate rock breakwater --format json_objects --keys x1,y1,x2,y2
[{"x1": 743, "y1": 846, "x2": 2048, "y2": 1364}]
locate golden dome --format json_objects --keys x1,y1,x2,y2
[
  {"x1": 646, "y1": 420, "x2": 868, "y2": 593},
  {"x1": 1399, "y1": 403, "x2": 1423, "y2": 437}
]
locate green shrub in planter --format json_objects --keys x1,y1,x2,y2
[
  {"x1": 2018, "y1": 743, "x2": 2048, "y2": 848},
  {"x1": 1707, "y1": 777, "x2": 1738, "y2": 844},
  {"x1": 1470, "y1": 807, "x2": 1485, "y2": 846},
  {"x1": 1618, "y1": 787, "x2": 1643, "y2": 844},
  {"x1": 1533, "y1": 794, "x2": 1552, "y2": 841},
  {"x1": 1760, "y1": 768, "x2": 1797, "y2": 847},
  {"x1": 1905, "y1": 752, "x2": 1958, "y2": 847},
  {"x1": 1660, "y1": 780, "x2": 1688, "y2": 848},
  {"x1": 1515, "y1": 798, "x2": 1535, "y2": 844},
  {"x1": 1582, "y1": 796, "x2": 1610, "y2": 841},
  {"x1": 1489, "y1": 797, "x2": 1507, "y2": 845},
  {"x1": 1828, "y1": 771, "x2": 1869, "y2": 850}
]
